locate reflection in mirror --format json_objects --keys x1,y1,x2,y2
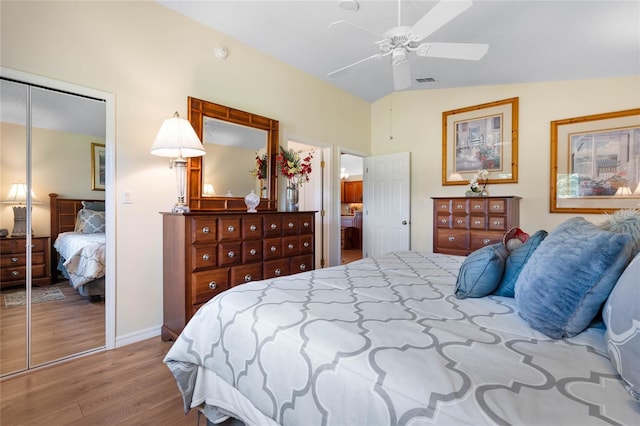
[
  {"x1": 187, "y1": 97, "x2": 279, "y2": 211},
  {"x1": 202, "y1": 117, "x2": 268, "y2": 198}
]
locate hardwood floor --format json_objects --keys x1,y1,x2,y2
[
  {"x1": 341, "y1": 248, "x2": 362, "y2": 264},
  {"x1": 0, "y1": 337, "x2": 199, "y2": 426},
  {"x1": 0, "y1": 283, "x2": 105, "y2": 376}
]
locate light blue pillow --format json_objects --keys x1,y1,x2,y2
[
  {"x1": 603, "y1": 252, "x2": 640, "y2": 401},
  {"x1": 455, "y1": 243, "x2": 508, "y2": 299},
  {"x1": 493, "y1": 230, "x2": 548, "y2": 297},
  {"x1": 515, "y1": 217, "x2": 633, "y2": 339}
]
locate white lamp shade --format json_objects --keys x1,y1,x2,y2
[
  {"x1": 448, "y1": 173, "x2": 464, "y2": 181},
  {"x1": 2, "y1": 183, "x2": 40, "y2": 204},
  {"x1": 615, "y1": 186, "x2": 632, "y2": 196},
  {"x1": 634, "y1": 182, "x2": 640, "y2": 195},
  {"x1": 150, "y1": 112, "x2": 206, "y2": 158},
  {"x1": 203, "y1": 184, "x2": 216, "y2": 196}
]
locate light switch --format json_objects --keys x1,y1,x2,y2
[{"x1": 123, "y1": 189, "x2": 132, "y2": 204}]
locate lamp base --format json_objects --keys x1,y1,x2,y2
[{"x1": 11, "y1": 206, "x2": 28, "y2": 237}]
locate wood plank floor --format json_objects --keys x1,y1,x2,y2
[{"x1": 0, "y1": 337, "x2": 199, "y2": 426}]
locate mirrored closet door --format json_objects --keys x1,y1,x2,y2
[{"x1": 0, "y1": 78, "x2": 107, "y2": 377}]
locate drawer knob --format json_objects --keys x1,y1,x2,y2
[
  {"x1": 288, "y1": 222, "x2": 294, "y2": 228},
  {"x1": 474, "y1": 205, "x2": 481, "y2": 209},
  {"x1": 474, "y1": 220, "x2": 481, "y2": 225},
  {"x1": 299, "y1": 264, "x2": 306, "y2": 271},
  {"x1": 456, "y1": 219, "x2": 463, "y2": 224},
  {"x1": 270, "y1": 223, "x2": 277, "y2": 230},
  {"x1": 288, "y1": 243, "x2": 294, "y2": 250},
  {"x1": 456, "y1": 204, "x2": 463, "y2": 209},
  {"x1": 440, "y1": 203, "x2": 447, "y2": 209},
  {"x1": 244, "y1": 274, "x2": 252, "y2": 282},
  {"x1": 274, "y1": 268, "x2": 281, "y2": 276},
  {"x1": 448, "y1": 236, "x2": 455, "y2": 241},
  {"x1": 202, "y1": 254, "x2": 210, "y2": 261},
  {"x1": 202, "y1": 226, "x2": 210, "y2": 234},
  {"x1": 227, "y1": 225, "x2": 235, "y2": 232},
  {"x1": 270, "y1": 246, "x2": 277, "y2": 252},
  {"x1": 492, "y1": 205, "x2": 500, "y2": 209},
  {"x1": 483, "y1": 238, "x2": 491, "y2": 245},
  {"x1": 303, "y1": 221, "x2": 310, "y2": 227},
  {"x1": 303, "y1": 241, "x2": 310, "y2": 248},
  {"x1": 440, "y1": 219, "x2": 447, "y2": 224},
  {"x1": 493, "y1": 221, "x2": 501, "y2": 225},
  {"x1": 11, "y1": 257, "x2": 18, "y2": 263},
  {"x1": 227, "y1": 250, "x2": 235, "y2": 258},
  {"x1": 250, "y1": 248, "x2": 257, "y2": 256},
  {"x1": 208, "y1": 281, "x2": 217, "y2": 290},
  {"x1": 11, "y1": 270, "x2": 19, "y2": 277},
  {"x1": 250, "y1": 224, "x2": 257, "y2": 231}
]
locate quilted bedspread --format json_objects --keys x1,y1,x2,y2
[
  {"x1": 54, "y1": 231, "x2": 106, "y2": 288},
  {"x1": 164, "y1": 251, "x2": 638, "y2": 426}
]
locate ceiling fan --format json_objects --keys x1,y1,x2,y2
[{"x1": 327, "y1": 0, "x2": 489, "y2": 91}]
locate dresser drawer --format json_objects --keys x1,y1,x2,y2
[
  {"x1": 263, "y1": 258, "x2": 290, "y2": 279},
  {"x1": 436, "y1": 214, "x2": 452, "y2": 229},
  {"x1": 1, "y1": 264, "x2": 47, "y2": 282},
  {"x1": 241, "y1": 216, "x2": 263, "y2": 239},
  {"x1": 452, "y1": 199, "x2": 468, "y2": 213},
  {"x1": 290, "y1": 254, "x2": 313, "y2": 274},
  {"x1": 470, "y1": 232, "x2": 504, "y2": 250},
  {"x1": 299, "y1": 234, "x2": 313, "y2": 254},
  {"x1": 282, "y1": 235, "x2": 299, "y2": 257},
  {"x1": 263, "y1": 237, "x2": 282, "y2": 260},
  {"x1": 218, "y1": 217, "x2": 241, "y2": 241},
  {"x1": 230, "y1": 263, "x2": 263, "y2": 286},
  {"x1": 469, "y1": 215, "x2": 486, "y2": 230},
  {"x1": 1, "y1": 251, "x2": 46, "y2": 268},
  {"x1": 0, "y1": 238, "x2": 46, "y2": 254},
  {"x1": 218, "y1": 241, "x2": 241, "y2": 266},
  {"x1": 191, "y1": 244, "x2": 217, "y2": 271},
  {"x1": 190, "y1": 217, "x2": 217, "y2": 243},
  {"x1": 488, "y1": 216, "x2": 507, "y2": 231},
  {"x1": 241, "y1": 241, "x2": 262, "y2": 263},
  {"x1": 469, "y1": 199, "x2": 487, "y2": 213},
  {"x1": 436, "y1": 229, "x2": 468, "y2": 251},
  {"x1": 264, "y1": 216, "x2": 282, "y2": 237},
  {"x1": 299, "y1": 213, "x2": 314, "y2": 234},
  {"x1": 435, "y1": 199, "x2": 452, "y2": 213},
  {"x1": 451, "y1": 214, "x2": 469, "y2": 229},
  {"x1": 281, "y1": 214, "x2": 299, "y2": 235},
  {"x1": 191, "y1": 269, "x2": 229, "y2": 305},
  {"x1": 487, "y1": 199, "x2": 506, "y2": 213}
]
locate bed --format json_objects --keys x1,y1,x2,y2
[
  {"x1": 49, "y1": 193, "x2": 106, "y2": 300},
  {"x1": 164, "y1": 217, "x2": 640, "y2": 425}
]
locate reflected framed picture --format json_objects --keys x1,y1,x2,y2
[
  {"x1": 91, "y1": 143, "x2": 106, "y2": 191},
  {"x1": 442, "y1": 97, "x2": 518, "y2": 186},
  {"x1": 551, "y1": 108, "x2": 640, "y2": 213}
]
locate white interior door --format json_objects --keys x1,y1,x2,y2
[{"x1": 363, "y1": 152, "x2": 411, "y2": 257}]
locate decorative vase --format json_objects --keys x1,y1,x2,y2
[
  {"x1": 286, "y1": 186, "x2": 299, "y2": 212},
  {"x1": 244, "y1": 190, "x2": 260, "y2": 212}
]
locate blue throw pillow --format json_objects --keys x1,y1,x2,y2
[
  {"x1": 603, "y1": 252, "x2": 640, "y2": 402},
  {"x1": 515, "y1": 217, "x2": 633, "y2": 339},
  {"x1": 455, "y1": 243, "x2": 508, "y2": 299},
  {"x1": 493, "y1": 230, "x2": 548, "y2": 297}
]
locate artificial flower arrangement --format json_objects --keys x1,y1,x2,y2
[
  {"x1": 250, "y1": 152, "x2": 268, "y2": 181},
  {"x1": 468, "y1": 168, "x2": 489, "y2": 195},
  {"x1": 277, "y1": 146, "x2": 313, "y2": 187}
]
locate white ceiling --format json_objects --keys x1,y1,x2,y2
[{"x1": 158, "y1": 0, "x2": 640, "y2": 102}]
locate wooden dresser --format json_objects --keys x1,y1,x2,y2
[
  {"x1": 0, "y1": 236, "x2": 50, "y2": 288},
  {"x1": 432, "y1": 196, "x2": 521, "y2": 256},
  {"x1": 161, "y1": 211, "x2": 315, "y2": 341}
]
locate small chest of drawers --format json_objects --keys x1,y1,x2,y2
[
  {"x1": 432, "y1": 196, "x2": 520, "y2": 256},
  {"x1": 161, "y1": 211, "x2": 315, "y2": 341},
  {"x1": 0, "y1": 236, "x2": 50, "y2": 288}
]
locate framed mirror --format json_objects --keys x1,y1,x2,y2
[{"x1": 187, "y1": 97, "x2": 279, "y2": 211}]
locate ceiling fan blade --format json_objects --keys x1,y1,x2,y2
[
  {"x1": 410, "y1": 0, "x2": 473, "y2": 40},
  {"x1": 327, "y1": 53, "x2": 383, "y2": 78},
  {"x1": 416, "y1": 42, "x2": 489, "y2": 60},
  {"x1": 392, "y1": 60, "x2": 412, "y2": 91},
  {"x1": 328, "y1": 19, "x2": 382, "y2": 40}
]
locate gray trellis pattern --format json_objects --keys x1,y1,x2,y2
[{"x1": 165, "y1": 251, "x2": 637, "y2": 426}]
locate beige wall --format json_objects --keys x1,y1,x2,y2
[
  {"x1": 1, "y1": 1, "x2": 371, "y2": 339},
  {"x1": 371, "y1": 76, "x2": 640, "y2": 252}
]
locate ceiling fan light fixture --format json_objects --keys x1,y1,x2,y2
[
  {"x1": 338, "y1": 0, "x2": 359, "y2": 13},
  {"x1": 392, "y1": 47, "x2": 407, "y2": 66}
]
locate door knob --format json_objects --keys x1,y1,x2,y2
[{"x1": 402, "y1": 220, "x2": 408, "y2": 225}]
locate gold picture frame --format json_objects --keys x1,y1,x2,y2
[
  {"x1": 442, "y1": 97, "x2": 519, "y2": 186},
  {"x1": 91, "y1": 143, "x2": 106, "y2": 191},
  {"x1": 551, "y1": 108, "x2": 640, "y2": 213}
]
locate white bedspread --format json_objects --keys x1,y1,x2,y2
[
  {"x1": 54, "y1": 232, "x2": 106, "y2": 288},
  {"x1": 164, "y1": 251, "x2": 639, "y2": 426}
]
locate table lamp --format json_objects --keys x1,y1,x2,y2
[{"x1": 1, "y1": 183, "x2": 40, "y2": 237}]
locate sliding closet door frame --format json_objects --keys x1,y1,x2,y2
[{"x1": 1, "y1": 67, "x2": 116, "y2": 351}]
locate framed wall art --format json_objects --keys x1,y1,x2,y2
[
  {"x1": 551, "y1": 108, "x2": 640, "y2": 213},
  {"x1": 91, "y1": 142, "x2": 106, "y2": 191},
  {"x1": 442, "y1": 97, "x2": 518, "y2": 186}
]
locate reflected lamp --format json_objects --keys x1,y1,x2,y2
[
  {"x1": 1, "y1": 183, "x2": 41, "y2": 237},
  {"x1": 150, "y1": 112, "x2": 205, "y2": 213}
]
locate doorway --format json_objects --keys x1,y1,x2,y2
[
  {"x1": 0, "y1": 70, "x2": 115, "y2": 377},
  {"x1": 340, "y1": 153, "x2": 364, "y2": 264}
]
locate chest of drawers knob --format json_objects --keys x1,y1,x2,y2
[
  {"x1": 483, "y1": 238, "x2": 491, "y2": 245},
  {"x1": 288, "y1": 243, "x2": 294, "y2": 250},
  {"x1": 202, "y1": 254, "x2": 210, "y2": 261},
  {"x1": 249, "y1": 248, "x2": 257, "y2": 256},
  {"x1": 303, "y1": 241, "x2": 310, "y2": 248},
  {"x1": 456, "y1": 219, "x2": 463, "y2": 224},
  {"x1": 303, "y1": 221, "x2": 310, "y2": 228},
  {"x1": 250, "y1": 224, "x2": 257, "y2": 231},
  {"x1": 227, "y1": 250, "x2": 235, "y2": 258},
  {"x1": 448, "y1": 236, "x2": 455, "y2": 241},
  {"x1": 202, "y1": 226, "x2": 210, "y2": 234},
  {"x1": 274, "y1": 268, "x2": 281, "y2": 276},
  {"x1": 244, "y1": 274, "x2": 252, "y2": 282},
  {"x1": 208, "y1": 281, "x2": 217, "y2": 290},
  {"x1": 288, "y1": 222, "x2": 295, "y2": 228},
  {"x1": 227, "y1": 225, "x2": 235, "y2": 232},
  {"x1": 11, "y1": 270, "x2": 19, "y2": 277},
  {"x1": 11, "y1": 257, "x2": 18, "y2": 263},
  {"x1": 299, "y1": 264, "x2": 306, "y2": 271},
  {"x1": 270, "y1": 223, "x2": 277, "y2": 230}
]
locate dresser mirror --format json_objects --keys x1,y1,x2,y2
[{"x1": 187, "y1": 97, "x2": 279, "y2": 211}]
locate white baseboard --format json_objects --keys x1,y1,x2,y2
[{"x1": 115, "y1": 325, "x2": 161, "y2": 348}]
